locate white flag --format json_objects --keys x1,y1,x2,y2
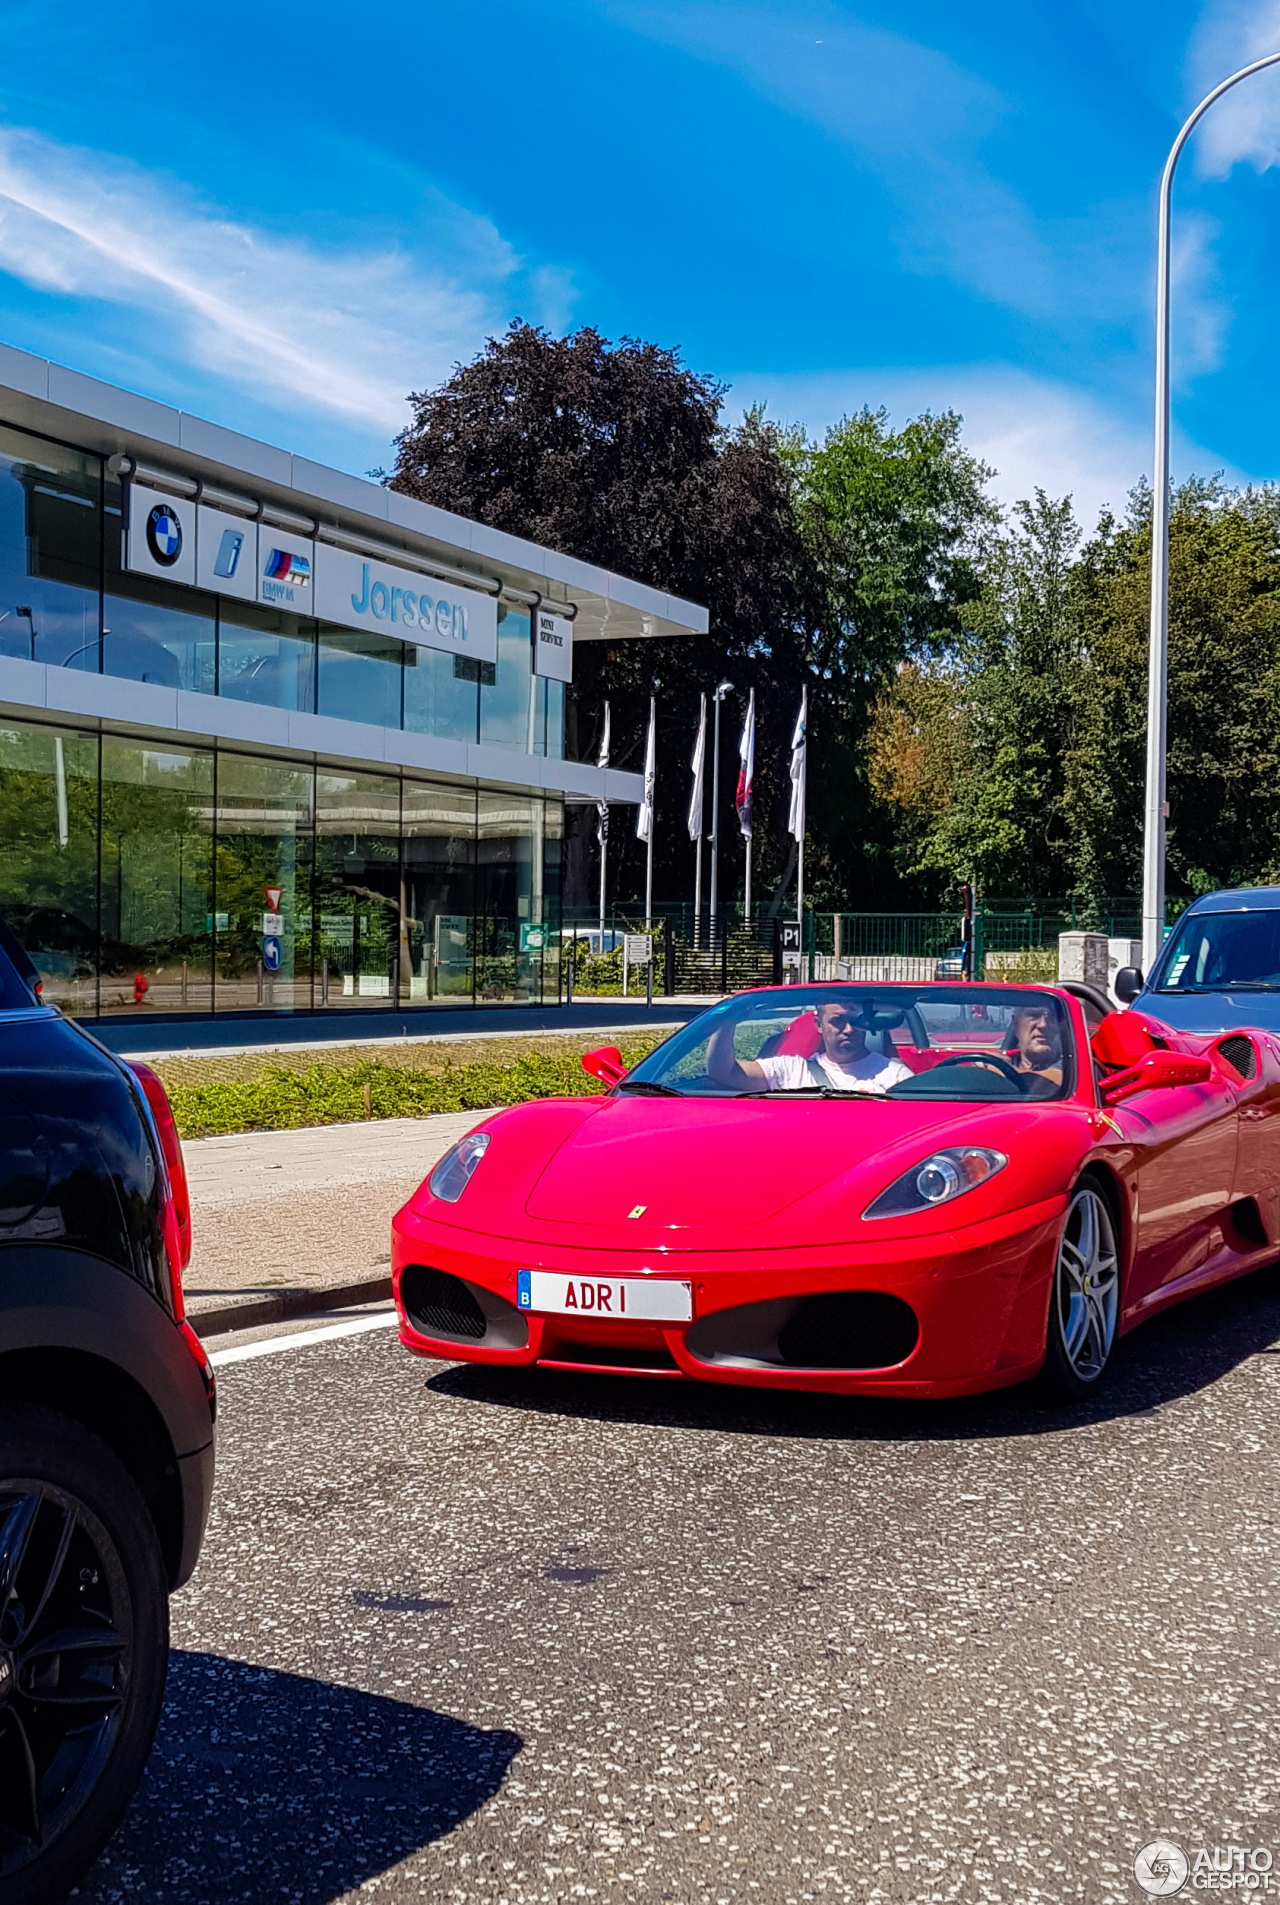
[
  {"x1": 636, "y1": 702, "x2": 656, "y2": 842},
  {"x1": 596, "y1": 800, "x2": 609, "y2": 846},
  {"x1": 735, "y1": 689, "x2": 755, "y2": 840},
  {"x1": 687, "y1": 695, "x2": 707, "y2": 841},
  {"x1": 596, "y1": 701, "x2": 611, "y2": 772},
  {"x1": 787, "y1": 686, "x2": 807, "y2": 842}
]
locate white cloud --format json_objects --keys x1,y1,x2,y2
[
  {"x1": 1189, "y1": 1, "x2": 1280, "y2": 176},
  {"x1": 723, "y1": 364, "x2": 1247, "y2": 533},
  {"x1": 0, "y1": 125, "x2": 572, "y2": 434},
  {"x1": 612, "y1": 2, "x2": 1138, "y2": 323}
]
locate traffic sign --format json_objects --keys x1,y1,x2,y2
[
  {"x1": 265, "y1": 885, "x2": 283, "y2": 911},
  {"x1": 262, "y1": 936, "x2": 282, "y2": 972},
  {"x1": 262, "y1": 912, "x2": 284, "y2": 937}
]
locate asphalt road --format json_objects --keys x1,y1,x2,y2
[{"x1": 80, "y1": 1271, "x2": 1280, "y2": 1905}]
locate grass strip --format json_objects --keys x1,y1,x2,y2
[{"x1": 165, "y1": 1041, "x2": 662, "y2": 1139}]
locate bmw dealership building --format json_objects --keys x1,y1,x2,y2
[{"x1": 0, "y1": 342, "x2": 706, "y2": 1024}]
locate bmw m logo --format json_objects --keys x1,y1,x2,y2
[{"x1": 145, "y1": 502, "x2": 183, "y2": 567}]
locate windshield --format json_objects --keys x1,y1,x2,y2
[
  {"x1": 624, "y1": 985, "x2": 1077, "y2": 1101},
  {"x1": 1158, "y1": 910, "x2": 1280, "y2": 992}
]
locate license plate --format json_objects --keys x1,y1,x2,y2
[{"x1": 517, "y1": 1270, "x2": 692, "y2": 1324}]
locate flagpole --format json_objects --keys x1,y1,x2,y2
[
  {"x1": 644, "y1": 694, "x2": 655, "y2": 930},
  {"x1": 597, "y1": 699, "x2": 611, "y2": 947},
  {"x1": 690, "y1": 692, "x2": 706, "y2": 949}
]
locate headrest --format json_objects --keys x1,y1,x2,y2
[
  {"x1": 777, "y1": 1011, "x2": 822, "y2": 1056},
  {"x1": 1091, "y1": 1010, "x2": 1157, "y2": 1069}
]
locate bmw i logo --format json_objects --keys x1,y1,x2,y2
[{"x1": 145, "y1": 502, "x2": 183, "y2": 567}]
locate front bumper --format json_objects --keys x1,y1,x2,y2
[{"x1": 391, "y1": 1193, "x2": 1068, "y2": 1399}]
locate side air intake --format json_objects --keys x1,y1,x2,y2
[{"x1": 1217, "y1": 1035, "x2": 1257, "y2": 1081}]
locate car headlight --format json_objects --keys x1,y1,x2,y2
[
  {"x1": 428, "y1": 1131, "x2": 491, "y2": 1202},
  {"x1": 863, "y1": 1145, "x2": 1007, "y2": 1220}
]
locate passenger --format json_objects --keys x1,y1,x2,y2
[
  {"x1": 707, "y1": 1001, "x2": 913, "y2": 1094},
  {"x1": 1008, "y1": 1002, "x2": 1064, "y2": 1095}
]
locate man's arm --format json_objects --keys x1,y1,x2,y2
[{"x1": 706, "y1": 1023, "x2": 767, "y2": 1089}]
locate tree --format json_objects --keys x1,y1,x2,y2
[
  {"x1": 392, "y1": 324, "x2": 816, "y2": 910},
  {"x1": 390, "y1": 331, "x2": 998, "y2": 915},
  {"x1": 794, "y1": 408, "x2": 997, "y2": 906},
  {"x1": 1066, "y1": 480, "x2": 1280, "y2": 905}
]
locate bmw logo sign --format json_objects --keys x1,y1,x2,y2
[{"x1": 145, "y1": 502, "x2": 183, "y2": 567}]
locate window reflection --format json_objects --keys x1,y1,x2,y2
[
  {"x1": 0, "y1": 718, "x2": 100, "y2": 1015},
  {"x1": 314, "y1": 769, "x2": 401, "y2": 1009},
  {"x1": 477, "y1": 790, "x2": 546, "y2": 1004},
  {"x1": 99, "y1": 737, "x2": 214, "y2": 1015},
  {"x1": 317, "y1": 623, "x2": 405, "y2": 729},
  {"x1": 0, "y1": 427, "x2": 101, "y2": 672},
  {"x1": 404, "y1": 643, "x2": 480, "y2": 741},
  {"x1": 213, "y1": 753, "x2": 314, "y2": 1013},
  {"x1": 219, "y1": 600, "x2": 317, "y2": 711},
  {"x1": 402, "y1": 781, "x2": 476, "y2": 1003},
  {"x1": 479, "y1": 611, "x2": 535, "y2": 752}
]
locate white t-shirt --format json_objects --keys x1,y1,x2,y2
[{"x1": 755, "y1": 1049, "x2": 913, "y2": 1093}]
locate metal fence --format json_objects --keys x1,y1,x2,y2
[{"x1": 558, "y1": 898, "x2": 1146, "y2": 997}]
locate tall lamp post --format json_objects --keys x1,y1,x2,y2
[
  {"x1": 1143, "y1": 52, "x2": 1280, "y2": 975},
  {"x1": 708, "y1": 679, "x2": 734, "y2": 939}
]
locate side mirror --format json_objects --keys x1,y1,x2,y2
[
  {"x1": 1114, "y1": 966, "x2": 1144, "y2": 1005},
  {"x1": 1100, "y1": 1050, "x2": 1212, "y2": 1105},
  {"x1": 582, "y1": 1045, "x2": 627, "y2": 1086}
]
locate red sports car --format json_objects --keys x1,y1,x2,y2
[{"x1": 391, "y1": 982, "x2": 1280, "y2": 1401}]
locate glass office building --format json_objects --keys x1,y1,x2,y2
[{"x1": 0, "y1": 345, "x2": 707, "y2": 1020}]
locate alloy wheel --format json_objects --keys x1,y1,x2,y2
[
  {"x1": 1054, "y1": 1185, "x2": 1120, "y2": 1384},
  {"x1": 0, "y1": 1481, "x2": 130, "y2": 1877}
]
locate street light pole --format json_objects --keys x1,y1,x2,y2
[
  {"x1": 708, "y1": 680, "x2": 734, "y2": 938},
  {"x1": 1143, "y1": 52, "x2": 1280, "y2": 975}
]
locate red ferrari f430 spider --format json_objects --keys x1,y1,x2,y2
[{"x1": 391, "y1": 983, "x2": 1280, "y2": 1401}]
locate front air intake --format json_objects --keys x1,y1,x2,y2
[
  {"x1": 686, "y1": 1290, "x2": 920, "y2": 1371},
  {"x1": 777, "y1": 1292, "x2": 920, "y2": 1369},
  {"x1": 399, "y1": 1265, "x2": 486, "y2": 1340}
]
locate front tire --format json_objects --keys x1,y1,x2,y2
[
  {"x1": 0, "y1": 1404, "x2": 170, "y2": 1904},
  {"x1": 1041, "y1": 1180, "x2": 1120, "y2": 1400}
]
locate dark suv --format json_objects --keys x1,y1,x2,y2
[{"x1": 0, "y1": 916, "x2": 215, "y2": 1901}]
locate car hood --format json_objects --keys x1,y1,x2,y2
[
  {"x1": 1138, "y1": 988, "x2": 1280, "y2": 1034},
  {"x1": 418, "y1": 1092, "x2": 1086, "y2": 1251}
]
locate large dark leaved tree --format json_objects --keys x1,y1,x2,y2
[
  {"x1": 390, "y1": 324, "x2": 993, "y2": 915},
  {"x1": 392, "y1": 322, "x2": 816, "y2": 912}
]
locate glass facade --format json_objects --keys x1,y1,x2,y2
[
  {"x1": 0, "y1": 713, "x2": 564, "y2": 1020},
  {"x1": 0, "y1": 417, "x2": 565, "y2": 758}
]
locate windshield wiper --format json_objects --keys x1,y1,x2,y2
[
  {"x1": 615, "y1": 1079, "x2": 683, "y2": 1097},
  {"x1": 1160, "y1": 980, "x2": 1276, "y2": 992},
  {"x1": 757, "y1": 1087, "x2": 890, "y2": 1099}
]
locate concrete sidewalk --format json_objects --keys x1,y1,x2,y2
[{"x1": 182, "y1": 1111, "x2": 491, "y2": 1337}]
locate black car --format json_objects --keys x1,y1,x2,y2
[{"x1": 0, "y1": 916, "x2": 215, "y2": 1902}]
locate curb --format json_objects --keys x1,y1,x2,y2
[{"x1": 188, "y1": 1274, "x2": 393, "y2": 1340}]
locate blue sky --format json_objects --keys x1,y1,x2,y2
[{"x1": 0, "y1": 1, "x2": 1278, "y2": 528}]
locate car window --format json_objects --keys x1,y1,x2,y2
[
  {"x1": 0, "y1": 939, "x2": 37, "y2": 1010},
  {"x1": 1159, "y1": 911, "x2": 1280, "y2": 991},
  {"x1": 623, "y1": 985, "x2": 1076, "y2": 1101}
]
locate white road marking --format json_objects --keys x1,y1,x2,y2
[{"x1": 209, "y1": 1310, "x2": 399, "y2": 1367}]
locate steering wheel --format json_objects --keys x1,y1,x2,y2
[{"x1": 934, "y1": 1052, "x2": 1024, "y2": 1084}]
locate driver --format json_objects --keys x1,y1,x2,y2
[
  {"x1": 1009, "y1": 1002, "x2": 1064, "y2": 1094},
  {"x1": 708, "y1": 1001, "x2": 913, "y2": 1094}
]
